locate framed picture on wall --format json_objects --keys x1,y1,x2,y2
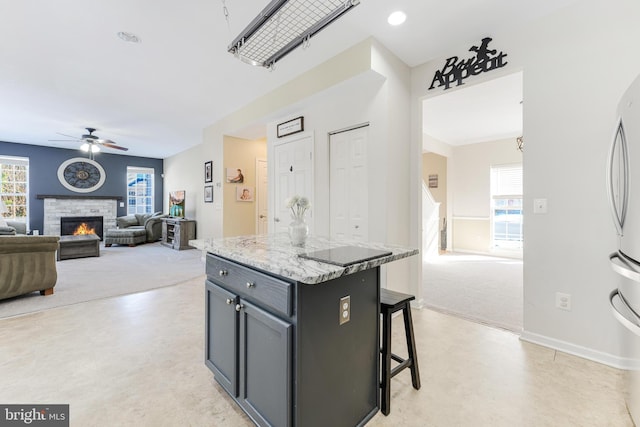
[
  {"x1": 236, "y1": 187, "x2": 253, "y2": 202},
  {"x1": 204, "y1": 185, "x2": 213, "y2": 203},
  {"x1": 204, "y1": 161, "x2": 212, "y2": 183},
  {"x1": 226, "y1": 167, "x2": 244, "y2": 183}
]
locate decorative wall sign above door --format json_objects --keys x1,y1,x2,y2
[{"x1": 428, "y1": 37, "x2": 508, "y2": 91}]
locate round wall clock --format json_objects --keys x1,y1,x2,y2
[{"x1": 57, "y1": 158, "x2": 106, "y2": 193}]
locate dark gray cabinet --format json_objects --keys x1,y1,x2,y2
[
  {"x1": 205, "y1": 253, "x2": 379, "y2": 427},
  {"x1": 239, "y1": 299, "x2": 292, "y2": 426},
  {"x1": 205, "y1": 281, "x2": 238, "y2": 396}
]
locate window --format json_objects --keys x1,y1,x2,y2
[
  {"x1": 0, "y1": 156, "x2": 29, "y2": 222},
  {"x1": 127, "y1": 167, "x2": 154, "y2": 215},
  {"x1": 490, "y1": 164, "x2": 523, "y2": 249}
]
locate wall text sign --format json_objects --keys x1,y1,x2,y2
[{"x1": 429, "y1": 37, "x2": 508, "y2": 91}]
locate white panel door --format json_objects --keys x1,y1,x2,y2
[
  {"x1": 273, "y1": 134, "x2": 313, "y2": 233},
  {"x1": 330, "y1": 126, "x2": 369, "y2": 241},
  {"x1": 256, "y1": 158, "x2": 268, "y2": 235}
]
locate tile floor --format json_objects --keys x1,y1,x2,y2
[{"x1": 0, "y1": 277, "x2": 633, "y2": 426}]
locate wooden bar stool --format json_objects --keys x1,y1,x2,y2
[{"x1": 380, "y1": 288, "x2": 421, "y2": 416}]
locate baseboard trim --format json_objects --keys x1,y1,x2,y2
[{"x1": 520, "y1": 331, "x2": 640, "y2": 370}]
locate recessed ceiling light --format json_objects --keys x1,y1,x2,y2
[
  {"x1": 117, "y1": 31, "x2": 141, "y2": 43},
  {"x1": 387, "y1": 11, "x2": 407, "y2": 26}
]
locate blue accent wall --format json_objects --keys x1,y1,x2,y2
[{"x1": 0, "y1": 141, "x2": 164, "y2": 232}]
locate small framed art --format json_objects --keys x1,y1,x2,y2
[
  {"x1": 204, "y1": 161, "x2": 212, "y2": 183},
  {"x1": 236, "y1": 187, "x2": 253, "y2": 202},
  {"x1": 204, "y1": 185, "x2": 213, "y2": 203}
]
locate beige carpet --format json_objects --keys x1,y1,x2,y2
[
  {"x1": 0, "y1": 242, "x2": 205, "y2": 319},
  {"x1": 423, "y1": 252, "x2": 523, "y2": 332}
]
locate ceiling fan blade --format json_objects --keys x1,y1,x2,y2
[
  {"x1": 101, "y1": 142, "x2": 129, "y2": 151},
  {"x1": 56, "y1": 132, "x2": 80, "y2": 139}
]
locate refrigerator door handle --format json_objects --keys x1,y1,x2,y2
[
  {"x1": 610, "y1": 289, "x2": 640, "y2": 336},
  {"x1": 607, "y1": 118, "x2": 629, "y2": 236},
  {"x1": 610, "y1": 252, "x2": 640, "y2": 282}
]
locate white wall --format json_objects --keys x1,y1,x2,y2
[
  {"x1": 411, "y1": 0, "x2": 640, "y2": 367},
  {"x1": 448, "y1": 139, "x2": 522, "y2": 253},
  {"x1": 262, "y1": 41, "x2": 415, "y2": 294},
  {"x1": 168, "y1": 38, "x2": 417, "y2": 297},
  {"x1": 451, "y1": 139, "x2": 522, "y2": 218},
  {"x1": 163, "y1": 143, "x2": 203, "y2": 224}
]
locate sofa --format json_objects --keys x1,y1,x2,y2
[
  {"x1": 0, "y1": 234, "x2": 60, "y2": 300},
  {"x1": 114, "y1": 212, "x2": 167, "y2": 243},
  {"x1": 0, "y1": 220, "x2": 27, "y2": 235}
]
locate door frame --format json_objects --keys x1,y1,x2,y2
[{"x1": 255, "y1": 158, "x2": 268, "y2": 235}]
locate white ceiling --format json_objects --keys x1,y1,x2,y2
[
  {"x1": 0, "y1": 0, "x2": 578, "y2": 158},
  {"x1": 423, "y1": 71, "x2": 523, "y2": 146}
]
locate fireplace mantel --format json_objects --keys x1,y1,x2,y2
[{"x1": 37, "y1": 194, "x2": 123, "y2": 201}]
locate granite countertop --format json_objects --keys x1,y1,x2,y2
[{"x1": 190, "y1": 233, "x2": 419, "y2": 284}]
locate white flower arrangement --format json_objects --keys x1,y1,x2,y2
[{"x1": 285, "y1": 195, "x2": 311, "y2": 220}]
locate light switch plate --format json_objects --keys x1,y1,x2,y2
[{"x1": 339, "y1": 295, "x2": 350, "y2": 325}]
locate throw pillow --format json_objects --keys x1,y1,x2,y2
[
  {"x1": 0, "y1": 217, "x2": 7, "y2": 227},
  {"x1": 116, "y1": 216, "x2": 139, "y2": 228},
  {"x1": 135, "y1": 213, "x2": 152, "y2": 225}
]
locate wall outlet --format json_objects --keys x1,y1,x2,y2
[
  {"x1": 534, "y1": 198, "x2": 548, "y2": 214},
  {"x1": 556, "y1": 292, "x2": 571, "y2": 311},
  {"x1": 339, "y1": 295, "x2": 350, "y2": 325}
]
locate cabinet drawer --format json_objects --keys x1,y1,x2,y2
[{"x1": 207, "y1": 254, "x2": 293, "y2": 317}]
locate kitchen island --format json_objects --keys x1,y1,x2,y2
[{"x1": 190, "y1": 234, "x2": 418, "y2": 427}]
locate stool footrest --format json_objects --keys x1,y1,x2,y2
[
  {"x1": 390, "y1": 353, "x2": 405, "y2": 364},
  {"x1": 390, "y1": 358, "x2": 413, "y2": 379}
]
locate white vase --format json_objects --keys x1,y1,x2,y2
[{"x1": 288, "y1": 217, "x2": 309, "y2": 247}]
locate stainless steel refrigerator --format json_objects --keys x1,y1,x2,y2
[{"x1": 608, "y1": 73, "x2": 640, "y2": 425}]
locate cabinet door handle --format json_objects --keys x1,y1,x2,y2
[
  {"x1": 235, "y1": 304, "x2": 244, "y2": 312},
  {"x1": 219, "y1": 269, "x2": 228, "y2": 277},
  {"x1": 225, "y1": 298, "x2": 234, "y2": 305},
  {"x1": 246, "y1": 282, "x2": 255, "y2": 288}
]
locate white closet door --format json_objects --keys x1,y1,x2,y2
[
  {"x1": 330, "y1": 126, "x2": 369, "y2": 241},
  {"x1": 273, "y1": 134, "x2": 313, "y2": 233}
]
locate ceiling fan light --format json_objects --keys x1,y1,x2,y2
[
  {"x1": 80, "y1": 143, "x2": 90, "y2": 152},
  {"x1": 91, "y1": 145, "x2": 100, "y2": 153}
]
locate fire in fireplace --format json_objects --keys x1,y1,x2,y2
[{"x1": 60, "y1": 216, "x2": 104, "y2": 240}]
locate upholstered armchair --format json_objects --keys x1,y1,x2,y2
[
  {"x1": 115, "y1": 212, "x2": 167, "y2": 242},
  {"x1": 0, "y1": 235, "x2": 60, "y2": 300}
]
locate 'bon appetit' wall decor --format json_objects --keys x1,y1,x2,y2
[{"x1": 428, "y1": 37, "x2": 508, "y2": 91}]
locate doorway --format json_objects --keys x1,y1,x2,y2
[{"x1": 421, "y1": 71, "x2": 524, "y2": 332}]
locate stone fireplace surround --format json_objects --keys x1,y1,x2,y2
[{"x1": 39, "y1": 195, "x2": 122, "y2": 237}]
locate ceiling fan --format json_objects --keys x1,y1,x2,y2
[{"x1": 50, "y1": 127, "x2": 129, "y2": 153}]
